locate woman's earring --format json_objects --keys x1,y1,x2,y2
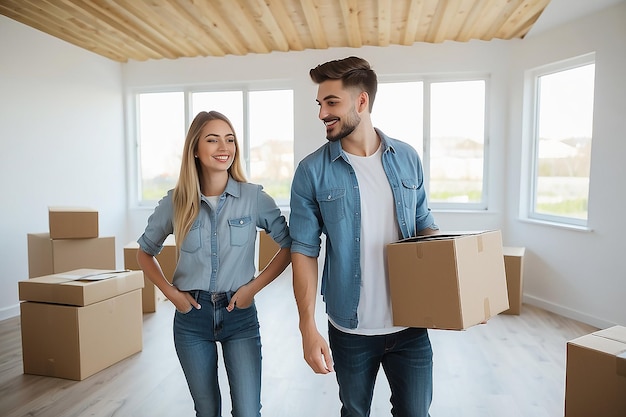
[{"x1": 194, "y1": 155, "x2": 198, "y2": 158}]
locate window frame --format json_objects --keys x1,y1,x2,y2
[
  {"x1": 523, "y1": 53, "x2": 595, "y2": 228},
  {"x1": 128, "y1": 82, "x2": 294, "y2": 208},
  {"x1": 377, "y1": 73, "x2": 491, "y2": 211}
]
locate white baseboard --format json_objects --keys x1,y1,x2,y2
[
  {"x1": 523, "y1": 294, "x2": 615, "y2": 329},
  {"x1": 0, "y1": 304, "x2": 20, "y2": 322}
]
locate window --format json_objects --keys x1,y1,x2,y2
[
  {"x1": 373, "y1": 78, "x2": 487, "y2": 209},
  {"x1": 527, "y1": 55, "x2": 595, "y2": 226},
  {"x1": 134, "y1": 88, "x2": 294, "y2": 207},
  {"x1": 430, "y1": 80, "x2": 486, "y2": 206},
  {"x1": 137, "y1": 92, "x2": 184, "y2": 202}
]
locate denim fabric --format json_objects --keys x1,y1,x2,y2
[
  {"x1": 289, "y1": 129, "x2": 437, "y2": 329},
  {"x1": 328, "y1": 324, "x2": 433, "y2": 417},
  {"x1": 174, "y1": 291, "x2": 262, "y2": 417},
  {"x1": 138, "y1": 176, "x2": 291, "y2": 292}
]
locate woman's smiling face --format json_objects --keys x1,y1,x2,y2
[{"x1": 195, "y1": 119, "x2": 236, "y2": 173}]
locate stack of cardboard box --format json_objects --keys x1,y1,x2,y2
[
  {"x1": 27, "y1": 207, "x2": 116, "y2": 277},
  {"x1": 20, "y1": 207, "x2": 144, "y2": 380}
]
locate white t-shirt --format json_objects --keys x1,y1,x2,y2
[{"x1": 331, "y1": 144, "x2": 406, "y2": 335}]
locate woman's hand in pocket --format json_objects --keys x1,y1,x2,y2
[{"x1": 227, "y1": 284, "x2": 254, "y2": 311}]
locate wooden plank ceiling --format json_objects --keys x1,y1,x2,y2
[{"x1": 0, "y1": 0, "x2": 551, "y2": 62}]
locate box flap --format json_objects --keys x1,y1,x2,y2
[
  {"x1": 55, "y1": 269, "x2": 131, "y2": 281},
  {"x1": 19, "y1": 269, "x2": 144, "y2": 306},
  {"x1": 48, "y1": 206, "x2": 97, "y2": 213},
  {"x1": 594, "y1": 325, "x2": 626, "y2": 344},
  {"x1": 392, "y1": 230, "x2": 496, "y2": 244},
  {"x1": 503, "y1": 246, "x2": 526, "y2": 257}
]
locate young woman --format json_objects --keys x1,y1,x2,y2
[{"x1": 137, "y1": 110, "x2": 291, "y2": 417}]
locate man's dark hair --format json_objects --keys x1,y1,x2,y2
[{"x1": 309, "y1": 56, "x2": 378, "y2": 112}]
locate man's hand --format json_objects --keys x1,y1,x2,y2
[{"x1": 302, "y1": 329, "x2": 334, "y2": 374}]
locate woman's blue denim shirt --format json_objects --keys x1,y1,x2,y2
[
  {"x1": 289, "y1": 129, "x2": 437, "y2": 329},
  {"x1": 138, "y1": 176, "x2": 291, "y2": 293}
]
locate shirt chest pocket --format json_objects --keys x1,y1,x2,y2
[
  {"x1": 228, "y1": 216, "x2": 253, "y2": 246},
  {"x1": 316, "y1": 188, "x2": 346, "y2": 224},
  {"x1": 181, "y1": 221, "x2": 202, "y2": 253},
  {"x1": 400, "y1": 178, "x2": 419, "y2": 209}
]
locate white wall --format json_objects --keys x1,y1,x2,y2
[
  {"x1": 1, "y1": 2, "x2": 624, "y2": 327},
  {"x1": 506, "y1": 2, "x2": 626, "y2": 328},
  {"x1": 0, "y1": 16, "x2": 127, "y2": 320}
]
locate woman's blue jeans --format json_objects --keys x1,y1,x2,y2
[
  {"x1": 173, "y1": 290, "x2": 262, "y2": 417},
  {"x1": 328, "y1": 324, "x2": 433, "y2": 417}
]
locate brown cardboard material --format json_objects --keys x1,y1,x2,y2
[
  {"x1": 386, "y1": 230, "x2": 509, "y2": 330},
  {"x1": 18, "y1": 269, "x2": 144, "y2": 306},
  {"x1": 258, "y1": 230, "x2": 280, "y2": 271},
  {"x1": 20, "y1": 290, "x2": 143, "y2": 380},
  {"x1": 27, "y1": 233, "x2": 116, "y2": 278},
  {"x1": 565, "y1": 326, "x2": 626, "y2": 417},
  {"x1": 124, "y1": 235, "x2": 177, "y2": 313},
  {"x1": 501, "y1": 246, "x2": 525, "y2": 315},
  {"x1": 123, "y1": 235, "x2": 177, "y2": 281},
  {"x1": 48, "y1": 207, "x2": 99, "y2": 239}
]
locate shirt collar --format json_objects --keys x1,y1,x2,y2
[
  {"x1": 224, "y1": 175, "x2": 240, "y2": 198},
  {"x1": 200, "y1": 175, "x2": 240, "y2": 204},
  {"x1": 329, "y1": 128, "x2": 396, "y2": 161}
]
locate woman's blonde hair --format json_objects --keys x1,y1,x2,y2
[{"x1": 172, "y1": 111, "x2": 247, "y2": 254}]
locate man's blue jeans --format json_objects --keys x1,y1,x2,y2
[
  {"x1": 173, "y1": 290, "x2": 262, "y2": 417},
  {"x1": 328, "y1": 324, "x2": 433, "y2": 417}
]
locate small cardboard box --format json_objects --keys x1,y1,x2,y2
[
  {"x1": 20, "y1": 290, "x2": 143, "y2": 380},
  {"x1": 48, "y1": 207, "x2": 99, "y2": 239},
  {"x1": 124, "y1": 235, "x2": 177, "y2": 313},
  {"x1": 502, "y1": 246, "x2": 525, "y2": 315},
  {"x1": 27, "y1": 233, "x2": 116, "y2": 278},
  {"x1": 258, "y1": 230, "x2": 280, "y2": 271},
  {"x1": 386, "y1": 230, "x2": 509, "y2": 330},
  {"x1": 565, "y1": 326, "x2": 626, "y2": 417},
  {"x1": 19, "y1": 269, "x2": 144, "y2": 380},
  {"x1": 18, "y1": 269, "x2": 144, "y2": 306}
]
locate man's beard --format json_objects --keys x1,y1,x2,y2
[{"x1": 326, "y1": 108, "x2": 361, "y2": 142}]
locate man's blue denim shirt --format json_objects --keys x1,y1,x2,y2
[{"x1": 289, "y1": 129, "x2": 437, "y2": 329}]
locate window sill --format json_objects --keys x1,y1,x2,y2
[{"x1": 518, "y1": 217, "x2": 593, "y2": 233}]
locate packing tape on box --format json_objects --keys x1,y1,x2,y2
[
  {"x1": 477, "y1": 235, "x2": 484, "y2": 253},
  {"x1": 415, "y1": 244, "x2": 423, "y2": 259},
  {"x1": 483, "y1": 297, "x2": 491, "y2": 321}
]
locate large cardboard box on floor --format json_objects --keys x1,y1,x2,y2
[
  {"x1": 124, "y1": 235, "x2": 177, "y2": 313},
  {"x1": 27, "y1": 233, "x2": 116, "y2": 278},
  {"x1": 565, "y1": 326, "x2": 626, "y2": 417},
  {"x1": 502, "y1": 246, "x2": 525, "y2": 315},
  {"x1": 48, "y1": 206, "x2": 99, "y2": 239},
  {"x1": 386, "y1": 230, "x2": 509, "y2": 330},
  {"x1": 18, "y1": 269, "x2": 144, "y2": 380}
]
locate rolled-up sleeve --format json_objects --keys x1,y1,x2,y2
[
  {"x1": 137, "y1": 191, "x2": 174, "y2": 256},
  {"x1": 257, "y1": 188, "x2": 291, "y2": 249},
  {"x1": 289, "y1": 163, "x2": 322, "y2": 258}
]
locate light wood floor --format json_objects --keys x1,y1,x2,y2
[{"x1": 0, "y1": 266, "x2": 598, "y2": 417}]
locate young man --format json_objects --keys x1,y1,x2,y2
[{"x1": 289, "y1": 56, "x2": 439, "y2": 417}]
